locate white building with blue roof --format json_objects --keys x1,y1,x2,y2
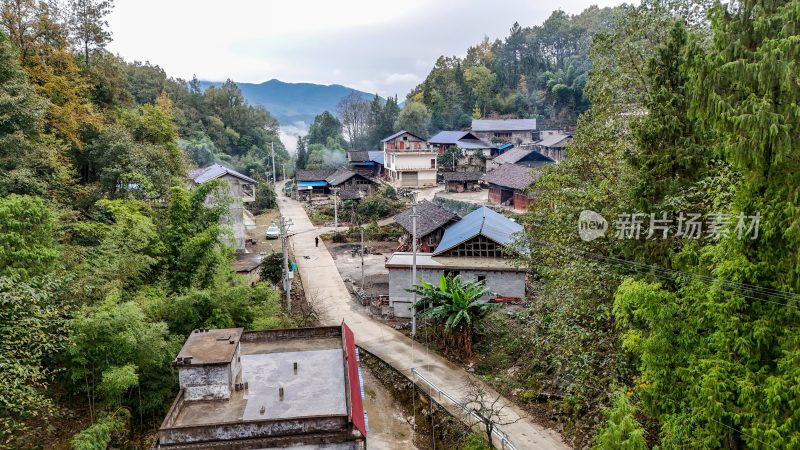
[{"x1": 385, "y1": 206, "x2": 527, "y2": 318}]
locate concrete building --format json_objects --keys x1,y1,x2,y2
[
  {"x1": 386, "y1": 206, "x2": 526, "y2": 318},
  {"x1": 393, "y1": 200, "x2": 459, "y2": 252},
  {"x1": 483, "y1": 163, "x2": 543, "y2": 212},
  {"x1": 382, "y1": 131, "x2": 438, "y2": 187},
  {"x1": 470, "y1": 119, "x2": 538, "y2": 145},
  {"x1": 156, "y1": 325, "x2": 366, "y2": 449},
  {"x1": 189, "y1": 164, "x2": 256, "y2": 252}
]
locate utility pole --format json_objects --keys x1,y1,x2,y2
[
  {"x1": 271, "y1": 142, "x2": 277, "y2": 187},
  {"x1": 360, "y1": 227, "x2": 365, "y2": 291},
  {"x1": 409, "y1": 191, "x2": 418, "y2": 336},
  {"x1": 331, "y1": 187, "x2": 340, "y2": 230},
  {"x1": 279, "y1": 217, "x2": 293, "y2": 309}
]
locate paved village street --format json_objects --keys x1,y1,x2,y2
[{"x1": 277, "y1": 184, "x2": 569, "y2": 450}]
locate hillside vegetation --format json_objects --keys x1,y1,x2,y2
[{"x1": 0, "y1": 0, "x2": 294, "y2": 447}]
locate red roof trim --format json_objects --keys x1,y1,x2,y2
[{"x1": 342, "y1": 322, "x2": 367, "y2": 439}]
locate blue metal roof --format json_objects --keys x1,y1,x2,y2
[
  {"x1": 433, "y1": 206, "x2": 524, "y2": 255},
  {"x1": 367, "y1": 151, "x2": 384, "y2": 164},
  {"x1": 429, "y1": 130, "x2": 470, "y2": 144},
  {"x1": 497, "y1": 143, "x2": 514, "y2": 151},
  {"x1": 297, "y1": 181, "x2": 328, "y2": 187}
]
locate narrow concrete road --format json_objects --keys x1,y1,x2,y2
[{"x1": 278, "y1": 191, "x2": 569, "y2": 450}]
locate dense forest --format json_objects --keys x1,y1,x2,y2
[
  {"x1": 1, "y1": 0, "x2": 799, "y2": 448},
  {"x1": 295, "y1": 6, "x2": 619, "y2": 165},
  {"x1": 0, "y1": 0, "x2": 294, "y2": 447},
  {"x1": 480, "y1": 0, "x2": 798, "y2": 448},
  {"x1": 407, "y1": 7, "x2": 617, "y2": 133}
]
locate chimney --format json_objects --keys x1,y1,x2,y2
[{"x1": 279, "y1": 387, "x2": 284, "y2": 401}]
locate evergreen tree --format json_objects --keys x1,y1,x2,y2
[
  {"x1": 68, "y1": 0, "x2": 114, "y2": 66},
  {"x1": 295, "y1": 135, "x2": 306, "y2": 169},
  {"x1": 306, "y1": 111, "x2": 344, "y2": 146}
]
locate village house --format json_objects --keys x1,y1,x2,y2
[
  {"x1": 482, "y1": 163, "x2": 543, "y2": 212},
  {"x1": 326, "y1": 167, "x2": 377, "y2": 195},
  {"x1": 386, "y1": 206, "x2": 526, "y2": 318},
  {"x1": 382, "y1": 130, "x2": 438, "y2": 187},
  {"x1": 532, "y1": 131, "x2": 572, "y2": 161},
  {"x1": 393, "y1": 200, "x2": 459, "y2": 252},
  {"x1": 347, "y1": 150, "x2": 385, "y2": 178},
  {"x1": 470, "y1": 118, "x2": 538, "y2": 145},
  {"x1": 188, "y1": 163, "x2": 256, "y2": 252},
  {"x1": 295, "y1": 169, "x2": 335, "y2": 198},
  {"x1": 486, "y1": 147, "x2": 555, "y2": 171},
  {"x1": 294, "y1": 167, "x2": 376, "y2": 201},
  {"x1": 443, "y1": 171, "x2": 483, "y2": 193},
  {"x1": 155, "y1": 325, "x2": 366, "y2": 449},
  {"x1": 234, "y1": 253, "x2": 263, "y2": 285},
  {"x1": 428, "y1": 130, "x2": 493, "y2": 172}
]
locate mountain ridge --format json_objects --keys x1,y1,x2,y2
[{"x1": 198, "y1": 79, "x2": 377, "y2": 127}]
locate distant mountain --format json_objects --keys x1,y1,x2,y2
[{"x1": 199, "y1": 79, "x2": 376, "y2": 127}]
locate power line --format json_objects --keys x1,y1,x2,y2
[{"x1": 524, "y1": 238, "x2": 800, "y2": 310}]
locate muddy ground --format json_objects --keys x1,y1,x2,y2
[{"x1": 324, "y1": 240, "x2": 396, "y2": 298}]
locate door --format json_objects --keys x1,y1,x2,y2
[{"x1": 401, "y1": 171, "x2": 418, "y2": 186}]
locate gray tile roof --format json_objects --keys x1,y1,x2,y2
[
  {"x1": 393, "y1": 200, "x2": 458, "y2": 237},
  {"x1": 482, "y1": 163, "x2": 542, "y2": 190},
  {"x1": 535, "y1": 134, "x2": 571, "y2": 148},
  {"x1": 492, "y1": 148, "x2": 533, "y2": 165},
  {"x1": 189, "y1": 163, "x2": 257, "y2": 184},
  {"x1": 325, "y1": 168, "x2": 358, "y2": 185},
  {"x1": 348, "y1": 151, "x2": 370, "y2": 162},
  {"x1": 471, "y1": 119, "x2": 537, "y2": 132},
  {"x1": 443, "y1": 171, "x2": 483, "y2": 182},
  {"x1": 295, "y1": 169, "x2": 337, "y2": 182},
  {"x1": 381, "y1": 130, "x2": 425, "y2": 142}
]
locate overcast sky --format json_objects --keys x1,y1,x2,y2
[{"x1": 107, "y1": 0, "x2": 625, "y2": 99}]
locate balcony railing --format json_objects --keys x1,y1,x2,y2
[{"x1": 385, "y1": 144, "x2": 434, "y2": 152}]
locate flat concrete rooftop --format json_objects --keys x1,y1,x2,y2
[
  {"x1": 176, "y1": 328, "x2": 244, "y2": 365},
  {"x1": 170, "y1": 335, "x2": 347, "y2": 428}
]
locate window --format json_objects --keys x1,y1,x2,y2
[
  {"x1": 430, "y1": 159, "x2": 436, "y2": 169},
  {"x1": 444, "y1": 270, "x2": 460, "y2": 279},
  {"x1": 477, "y1": 275, "x2": 486, "y2": 284},
  {"x1": 494, "y1": 132, "x2": 512, "y2": 139}
]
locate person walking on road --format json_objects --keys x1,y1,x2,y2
[{"x1": 315, "y1": 236, "x2": 319, "y2": 247}]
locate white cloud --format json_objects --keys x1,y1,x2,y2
[{"x1": 108, "y1": 0, "x2": 626, "y2": 97}]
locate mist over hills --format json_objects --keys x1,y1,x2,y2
[{"x1": 199, "y1": 79, "x2": 376, "y2": 127}]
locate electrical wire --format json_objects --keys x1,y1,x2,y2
[{"x1": 525, "y1": 238, "x2": 800, "y2": 310}]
